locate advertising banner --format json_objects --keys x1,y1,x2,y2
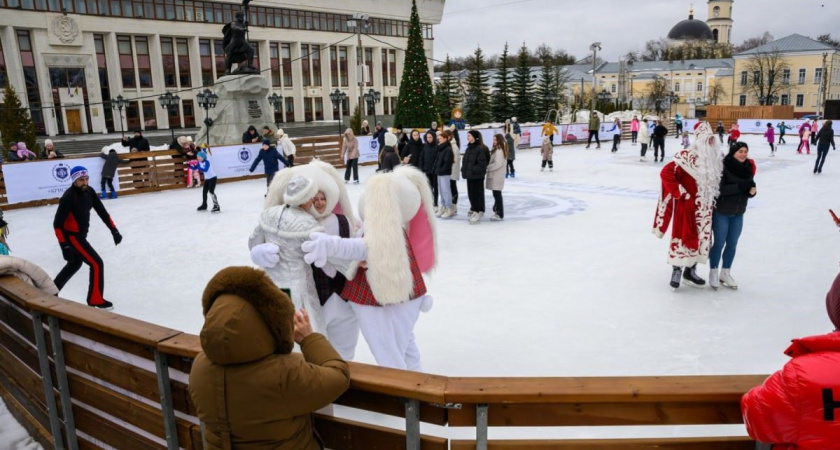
[
  {"x1": 357, "y1": 136, "x2": 380, "y2": 164},
  {"x1": 527, "y1": 126, "x2": 549, "y2": 147},
  {"x1": 562, "y1": 124, "x2": 590, "y2": 144},
  {"x1": 736, "y1": 119, "x2": 813, "y2": 134},
  {"x1": 208, "y1": 143, "x2": 268, "y2": 179},
  {"x1": 4, "y1": 157, "x2": 107, "y2": 204}
]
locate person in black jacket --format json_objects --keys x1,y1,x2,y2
[
  {"x1": 379, "y1": 132, "x2": 401, "y2": 172},
  {"x1": 420, "y1": 131, "x2": 439, "y2": 208},
  {"x1": 652, "y1": 120, "x2": 669, "y2": 162},
  {"x1": 249, "y1": 139, "x2": 290, "y2": 191},
  {"x1": 461, "y1": 130, "x2": 490, "y2": 224},
  {"x1": 127, "y1": 130, "x2": 150, "y2": 152},
  {"x1": 401, "y1": 130, "x2": 423, "y2": 168},
  {"x1": 434, "y1": 130, "x2": 455, "y2": 218},
  {"x1": 814, "y1": 120, "x2": 836, "y2": 175},
  {"x1": 372, "y1": 122, "x2": 387, "y2": 169},
  {"x1": 709, "y1": 141, "x2": 756, "y2": 290},
  {"x1": 242, "y1": 125, "x2": 260, "y2": 144},
  {"x1": 99, "y1": 150, "x2": 130, "y2": 199},
  {"x1": 53, "y1": 166, "x2": 123, "y2": 310}
]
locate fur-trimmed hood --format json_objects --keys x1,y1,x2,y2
[{"x1": 200, "y1": 267, "x2": 295, "y2": 365}]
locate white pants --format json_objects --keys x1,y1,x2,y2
[
  {"x1": 350, "y1": 298, "x2": 424, "y2": 371},
  {"x1": 322, "y1": 293, "x2": 360, "y2": 361}
]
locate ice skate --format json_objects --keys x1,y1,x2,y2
[
  {"x1": 540, "y1": 167, "x2": 545, "y2": 172},
  {"x1": 440, "y1": 206, "x2": 454, "y2": 219},
  {"x1": 719, "y1": 269, "x2": 738, "y2": 290},
  {"x1": 549, "y1": 167, "x2": 553, "y2": 172},
  {"x1": 682, "y1": 265, "x2": 706, "y2": 288},
  {"x1": 511, "y1": 172, "x2": 515, "y2": 178},
  {"x1": 469, "y1": 211, "x2": 483, "y2": 225},
  {"x1": 109, "y1": 191, "x2": 118, "y2": 199},
  {"x1": 211, "y1": 205, "x2": 221, "y2": 213},
  {"x1": 100, "y1": 191, "x2": 107, "y2": 199},
  {"x1": 197, "y1": 204, "x2": 208, "y2": 211},
  {"x1": 435, "y1": 206, "x2": 443, "y2": 217},
  {"x1": 709, "y1": 269, "x2": 720, "y2": 290},
  {"x1": 670, "y1": 266, "x2": 682, "y2": 290},
  {"x1": 490, "y1": 213, "x2": 503, "y2": 221},
  {"x1": 354, "y1": 180, "x2": 360, "y2": 184},
  {"x1": 89, "y1": 299, "x2": 114, "y2": 310}
]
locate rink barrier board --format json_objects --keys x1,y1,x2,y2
[{"x1": 0, "y1": 276, "x2": 773, "y2": 449}]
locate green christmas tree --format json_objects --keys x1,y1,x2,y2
[
  {"x1": 394, "y1": 0, "x2": 437, "y2": 128},
  {"x1": 491, "y1": 43, "x2": 514, "y2": 122},
  {"x1": 512, "y1": 44, "x2": 535, "y2": 122},
  {"x1": 349, "y1": 103, "x2": 363, "y2": 135},
  {"x1": 464, "y1": 46, "x2": 491, "y2": 126},
  {"x1": 0, "y1": 84, "x2": 38, "y2": 160},
  {"x1": 535, "y1": 50, "x2": 555, "y2": 120},
  {"x1": 434, "y1": 55, "x2": 461, "y2": 123}
]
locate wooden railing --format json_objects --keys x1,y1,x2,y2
[{"x1": 0, "y1": 275, "x2": 770, "y2": 449}]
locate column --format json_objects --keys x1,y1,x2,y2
[
  {"x1": 291, "y1": 42, "x2": 304, "y2": 122},
  {"x1": 105, "y1": 32, "x2": 126, "y2": 133},
  {"x1": 149, "y1": 34, "x2": 169, "y2": 130},
  {"x1": 31, "y1": 29, "x2": 59, "y2": 136},
  {"x1": 372, "y1": 46, "x2": 383, "y2": 117},
  {"x1": 83, "y1": 33, "x2": 107, "y2": 134},
  {"x1": 349, "y1": 43, "x2": 362, "y2": 116},
  {"x1": 0, "y1": 27, "x2": 26, "y2": 95}
]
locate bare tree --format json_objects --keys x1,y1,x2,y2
[
  {"x1": 734, "y1": 32, "x2": 774, "y2": 53},
  {"x1": 641, "y1": 76, "x2": 671, "y2": 115},
  {"x1": 641, "y1": 38, "x2": 670, "y2": 61},
  {"x1": 741, "y1": 49, "x2": 791, "y2": 104},
  {"x1": 817, "y1": 33, "x2": 840, "y2": 50},
  {"x1": 707, "y1": 82, "x2": 727, "y2": 105}
]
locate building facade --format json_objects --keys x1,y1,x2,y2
[
  {"x1": 706, "y1": 0, "x2": 733, "y2": 44},
  {"x1": 0, "y1": 0, "x2": 445, "y2": 136}
]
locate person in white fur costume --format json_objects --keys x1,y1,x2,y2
[
  {"x1": 250, "y1": 160, "x2": 361, "y2": 359},
  {"x1": 303, "y1": 165, "x2": 436, "y2": 371}
]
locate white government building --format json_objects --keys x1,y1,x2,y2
[{"x1": 0, "y1": 0, "x2": 445, "y2": 136}]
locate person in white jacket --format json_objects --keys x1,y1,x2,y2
[
  {"x1": 638, "y1": 118, "x2": 652, "y2": 162},
  {"x1": 276, "y1": 128, "x2": 297, "y2": 167}
]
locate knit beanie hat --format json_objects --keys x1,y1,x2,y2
[
  {"x1": 197, "y1": 151, "x2": 207, "y2": 160},
  {"x1": 283, "y1": 176, "x2": 317, "y2": 206},
  {"x1": 384, "y1": 132, "x2": 398, "y2": 148},
  {"x1": 70, "y1": 166, "x2": 89, "y2": 182},
  {"x1": 467, "y1": 130, "x2": 482, "y2": 143},
  {"x1": 828, "y1": 271, "x2": 840, "y2": 331},
  {"x1": 263, "y1": 139, "x2": 272, "y2": 147}
]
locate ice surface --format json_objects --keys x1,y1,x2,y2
[{"x1": 7, "y1": 133, "x2": 837, "y2": 377}]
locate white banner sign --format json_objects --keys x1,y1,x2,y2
[
  {"x1": 206, "y1": 143, "x2": 271, "y2": 179},
  {"x1": 736, "y1": 119, "x2": 816, "y2": 134},
  {"x1": 357, "y1": 136, "x2": 380, "y2": 164},
  {"x1": 562, "y1": 124, "x2": 590, "y2": 144},
  {"x1": 3, "y1": 157, "x2": 107, "y2": 204}
]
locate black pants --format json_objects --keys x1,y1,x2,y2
[
  {"x1": 611, "y1": 135, "x2": 621, "y2": 152},
  {"x1": 587, "y1": 130, "x2": 600, "y2": 146},
  {"x1": 815, "y1": 144, "x2": 830, "y2": 173},
  {"x1": 202, "y1": 177, "x2": 219, "y2": 207},
  {"x1": 631, "y1": 131, "x2": 638, "y2": 143},
  {"x1": 769, "y1": 143, "x2": 775, "y2": 153},
  {"x1": 640, "y1": 143, "x2": 648, "y2": 157},
  {"x1": 811, "y1": 134, "x2": 818, "y2": 146},
  {"x1": 675, "y1": 124, "x2": 683, "y2": 137},
  {"x1": 548, "y1": 135, "x2": 554, "y2": 145},
  {"x1": 426, "y1": 173, "x2": 438, "y2": 207},
  {"x1": 466, "y1": 179, "x2": 485, "y2": 212},
  {"x1": 506, "y1": 160, "x2": 515, "y2": 175},
  {"x1": 287, "y1": 155, "x2": 295, "y2": 167},
  {"x1": 100, "y1": 177, "x2": 115, "y2": 194},
  {"x1": 266, "y1": 172, "x2": 276, "y2": 188},
  {"x1": 55, "y1": 234, "x2": 105, "y2": 306},
  {"x1": 778, "y1": 133, "x2": 785, "y2": 144},
  {"x1": 718, "y1": 132, "x2": 724, "y2": 143},
  {"x1": 541, "y1": 159, "x2": 553, "y2": 169},
  {"x1": 344, "y1": 158, "x2": 359, "y2": 181},
  {"x1": 492, "y1": 190, "x2": 503, "y2": 218},
  {"x1": 450, "y1": 179, "x2": 458, "y2": 205},
  {"x1": 653, "y1": 139, "x2": 665, "y2": 160}
]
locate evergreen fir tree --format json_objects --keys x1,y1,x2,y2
[
  {"x1": 394, "y1": 0, "x2": 437, "y2": 128},
  {"x1": 535, "y1": 51, "x2": 555, "y2": 119},
  {"x1": 491, "y1": 43, "x2": 514, "y2": 122},
  {"x1": 512, "y1": 44, "x2": 535, "y2": 122},
  {"x1": 434, "y1": 55, "x2": 461, "y2": 123},
  {"x1": 464, "y1": 46, "x2": 491, "y2": 126},
  {"x1": 349, "y1": 103, "x2": 362, "y2": 135},
  {"x1": 0, "y1": 84, "x2": 37, "y2": 160}
]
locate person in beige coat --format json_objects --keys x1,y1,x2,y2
[
  {"x1": 486, "y1": 134, "x2": 508, "y2": 221},
  {"x1": 340, "y1": 128, "x2": 360, "y2": 184},
  {"x1": 449, "y1": 128, "x2": 462, "y2": 212},
  {"x1": 189, "y1": 266, "x2": 350, "y2": 450}
]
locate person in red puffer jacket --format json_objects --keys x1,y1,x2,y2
[{"x1": 741, "y1": 271, "x2": 840, "y2": 449}]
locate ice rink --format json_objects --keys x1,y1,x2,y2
[{"x1": 9, "y1": 132, "x2": 838, "y2": 378}]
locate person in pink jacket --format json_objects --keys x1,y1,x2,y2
[
  {"x1": 798, "y1": 122, "x2": 812, "y2": 154},
  {"x1": 764, "y1": 123, "x2": 776, "y2": 157},
  {"x1": 630, "y1": 116, "x2": 640, "y2": 145}
]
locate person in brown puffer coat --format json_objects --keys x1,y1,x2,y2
[{"x1": 188, "y1": 266, "x2": 350, "y2": 450}]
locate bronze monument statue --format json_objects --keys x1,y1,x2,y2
[{"x1": 222, "y1": 11, "x2": 258, "y2": 75}]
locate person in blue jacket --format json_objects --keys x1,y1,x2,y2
[
  {"x1": 196, "y1": 148, "x2": 220, "y2": 213},
  {"x1": 249, "y1": 139, "x2": 290, "y2": 192}
]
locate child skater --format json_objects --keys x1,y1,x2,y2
[
  {"x1": 681, "y1": 131, "x2": 690, "y2": 149},
  {"x1": 728, "y1": 123, "x2": 741, "y2": 147},
  {"x1": 99, "y1": 149, "x2": 130, "y2": 199},
  {"x1": 765, "y1": 123, "x2": 776, "y2": 157},
  {"x1": 716, "y1": 121, "x2": 725, "y2": 144},
  {"x1": 196, "y1": 146, "x2": 220, "y2": 213},
  {"x1": 540, "y1": 136, "x2": 554, "y2": 172}
]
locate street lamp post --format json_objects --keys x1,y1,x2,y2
[
  {"x1": 668, "y1": 91, "x2": 678, "y2": 122},
  {"x1": 596, "y1": 89, "x2": 611, "y2": 112},
  {"x1": 363, "y1": 88, "x2": 381, "y2": 128},
  {"x1": 329, "y1": 89, "x2": 347, "y2": 135},
  {"x1": 110, "y1": 94, "x2": 129, "y2": 138},
  {"x1": 589, "y1": 42, "x2": 601, "y2": 114},
  {"x1": 347, "y1": 14, "x2": 370, "y2": 123},
  {"x1": 196, "y1": 89, "x2": 218, "y2": 148},
  {"x1": 157, "y1": 91, "x2": 181, "y2": 143},
  {"x1": 267, "y1": 93, "x2": 282, "y2": 127}
]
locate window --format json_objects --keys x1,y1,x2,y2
[
  {"x1": 780, "y1": 94, "x2": 789, "y2": 105},
  {"x1": 0, "y1": 35, "x2": 7, "y2": 87},
  {"x1": 284, "y1": 96, "x2": 294, "y2": 122},
  {"x1": 177, "y1": 38, "x2": 191, "y2": 87},
  {"x1": 739, "y1": 95, "x2": 746, "y2": 106},
  {"x1": 213, "y1": 40, "x2": 225, "y2": 79},
  {"x1": 117, "y1": 35, "x2": 136, "y2": 88},
  {"x1": 200, "y1": 39, "x2": 213, "y2": 86},
  {"x1": 94, "y1": 34, "x2": 114, "y2": 132},
  {"x1": 314, "y1": 97, "x2": 324, "y2": 120},
  {"x1": 310, "y1": 45, "x2": 320, "y2": 86},
  {"x1": 161, "y1": 37, "x2": 177, "y2": 87},
  {"x1": 798, "y1": 69, "x2": 806, "y2": 84},
  {"x1": 381, "y1": 49, "x2": 388, "y2": 86},
  {"x1": 126, "y1": 100, "x2": 140, "y2": 129},
  {"x1": 388, "y1": 49, "x2": 396, "y2": 86},
  {"x1": 330, "y1": 47, "x2": 338, "y2": 86},
  {"x1": 142, "y1": 100, "x2": 157, "y2": 129},
  {"x1": 339, "y1": 46, "x2": 348, "y2": 87},
  {"x1": 752, "y1": 71, "x2": 760, "y2": 84},
  {"x1": 610, "y1": 84, "x2": 616, "y2": 93},
  {"x1": 740, "y1": 71, "x2": 747, "y2": 86},
  {"x1": 782, "y1": 69, "x2": 790, "y2": 85},
  {"x1": 250, "y1": 42, "x2": 260, "y2": 71},
  {"x1": 301, "y1": 44, "x2": 311, "y2": 86},
  {"x1": 303, "y1": 97, "x2": 313, "y2": 121},
  {"x1": 17, "y1": 30, "x2": 45, "y2": 133},
  {"x1": 182, "y1": 99, "x2": 195, "y2": 127},
  {"x1": 135, "y1": 36, "x2": 152, "y2": 88},
  {"x1": 696, "y1": 82, "x2": 703, "y2": 93},
  {"x1": 674, "y1": 82, "x2": 680, "y2": 92},
  {"x1": 282, "y1": 43, "x2": 292, "y2": 86},
  {"x1": 364, "y1": 48, "x2": 373, "y2": 86},
  {"x1": 796, "y1": 94, "x2": 804, "y2": 107},
  {"x1": 270, "y1": 42, "x2": 282, "y2": 87},
  {"x1": 814, "y1": 67, "x2": 823, "y2": 85}
]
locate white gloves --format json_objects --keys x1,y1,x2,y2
[
  {"x1": 302, "y1": 232, "x2": 367, "y2": 268},
  {"x1": 250, "y1": 243, "x2": 280, "y2": 268}
]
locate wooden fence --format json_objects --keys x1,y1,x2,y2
[
  {"x1": 705, "y1": 106, "x2": 795, "y2": 130},
  {"x1": 0, "y1": 275, "x2": 771, "y2": 450}
]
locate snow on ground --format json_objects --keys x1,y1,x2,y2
[
  {"x1": 0, "y1": 397, "x2": 43, "y2": 450},
  {"x1": 6, "y1": 133, "x2": 838, "y2": 378}
]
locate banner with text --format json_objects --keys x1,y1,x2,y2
[
  {"x1": 736, "y1": 119, "x2": 817, "y2": 134},
  {"x1": 3, "y1": 157, "x2": 108, "y2": 204},
  {"x1": 357, "y1": 136, "x2": 380, "y2": 164},
  {"x1": 208, "y1": 143, "x2": 269, "y2": 179}
]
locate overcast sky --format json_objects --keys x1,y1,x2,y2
[{"x1": 431, "y1": 0, "x2": 839, "y2": 63}]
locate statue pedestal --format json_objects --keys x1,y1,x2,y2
[{"x1": 194, "y1": 75, "x2": 276, "y2": 147}]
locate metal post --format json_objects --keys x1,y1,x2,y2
[
  {"x1": 476, "y1": 403, "x2": 489, "y2": 450},
  {"x1": 31, "y1": 311, "x2": 65, "y2": 450},
  {"x1": 154, "y1": 349, "x2": 179, "y2": 450},
  {"x1": 47, "y1": 315, "x2": 78, "y2": 450},
  {"x1": 405, "y1": 398, "x2": 420, "y2": 450}
]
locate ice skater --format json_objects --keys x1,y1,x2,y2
[
  {"x1": 611, "y1": 118, "x2": 622, "y2": 153},
  {"x1": 777, "y1": 121, "x2": 790, "y2": 145},
  {"x1": 652, "y1": 120, "x2": 668, "y2": 162},
  {"x1": 630, "y1": 116, "x2": 640, "y2": 145},
  {"x1": 639, "y1": 118, "x2": 651, "y2": 162},
  {"x1": 53, "y1": 166, "x2": 123, "y2": 309},
  {"x1": 764, "y1": 123, "x2": 776, "y2": 157},
  {"x1": 196, "y1": 148, "x2": 220, "y2": 213},
  {"x1": 99, "y1": 149, "x2": 129, "y2": 199},
  {"x1": 797, "y1": 122, "x2": 811, "y2": 154},
  {"x1": 813, "y1": 120, "x2": 835, "y2": 175},
  {"x1": 249, "y1": 139, "x2": 290, "y2": 193},
  {"x1": 540, "y1": 136, "x2": 554, "y2": 171},
  {"x1": 727, "y1": 123, "x2": 741, "y2": 148},
  {"x1": 681, "y1": 131, "x2": 690, "y2": 149},
  {"x1": 716, "y1": 121, "x2": 725, "y2": 144}
]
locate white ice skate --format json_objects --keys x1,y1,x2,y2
[
  {"x1": 719, "y1": 269, "x2": 738, "y2": 290},
  {"x1": 709, "y1": 268, "x2": 720, "y2": 290}
]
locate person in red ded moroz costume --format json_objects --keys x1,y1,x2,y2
[{"x1": 741, "y1": 271, "x2": 840, "y2": 449}]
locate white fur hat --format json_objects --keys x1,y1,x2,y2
[
  {"x1": 384, "y1": 132, "x2": 398, "y2": 148},
  {"x1": 283, "y1": 176, "x2": 317, "y2": 206},
  {"x1": 276, "y1": 128, "x2": 285, "y2": 137}
]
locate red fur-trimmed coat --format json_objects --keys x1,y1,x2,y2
[{"x1": 652, "y1": 149, "x2": 715, "y2": 267}]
